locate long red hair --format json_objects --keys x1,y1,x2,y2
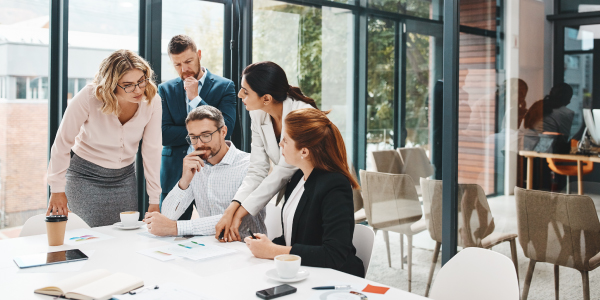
[{"x1": 285, "y1": 108, "x2": 359, "y2": 189}]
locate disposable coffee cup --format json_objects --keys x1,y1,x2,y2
[
  {"x1": 45, "y1": 215, "x2": 68, "y2": 246},
  {"x1": 274, "y1": 254, "x2": 301, "y2": 279},
  {"x1": 120, "y1": 211, "x2": 140, "y2": 227}
]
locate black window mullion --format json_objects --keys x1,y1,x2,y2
[
  {"x1": 354, "y1": 0, "x2": 368, "y2": 172},
  {"x1": 48, "y1": 0, "x2": 69, "y2": 201}
]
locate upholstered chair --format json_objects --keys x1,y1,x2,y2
[
  {"x1": 397, "y1": 147, "x2": 434, "y2": 195},
  {"x1": 515, "y1": 187, "x2": 600, "y2": 300},
  {"x1": 360, "y1": 170, "x2": 425, "y2": 292},
  {"x1": 421, "y1": 178, "x2": 519, "y2": 297}
]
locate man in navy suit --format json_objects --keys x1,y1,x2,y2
[{"x1": 159, "y1": 35, "x2": 236, "y2": 220}]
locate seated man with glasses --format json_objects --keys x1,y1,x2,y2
[{"x1": 144, "y1": 106, "x2": 266, "y2": 237}]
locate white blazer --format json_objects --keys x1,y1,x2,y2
[{"x1": 233, "y1": 97, "x2": 315, "y2": 216}]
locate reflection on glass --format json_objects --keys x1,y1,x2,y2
[
  {"x1": 68, "y1": 0, "x2": 139, "y2": 99},
  {"x1": 162, "y1": 0, "x2": 224, "y2": 81},
  {"x1": 458, "y1": 33, "x2": 497, "y2": 194},
  {"x1": 0, "y1": 0, "x2": 50, "y2": 229},
  {"x1": 369, "y1": 0, "x2": 442, "y2": 20},
  {"x1": 367, "y1": 17, "x2": 395, "y2": 170},
  {"x1": 253, "y1": 0, "x2": 354, "y2": 158}
]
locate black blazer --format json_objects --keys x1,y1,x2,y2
[{"x1": 273, "y1": 169, "x2": 365, "y2": 278}]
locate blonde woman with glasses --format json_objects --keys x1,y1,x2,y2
[{"x1": 46, "y1": 50, "x2": 162, "y2": 227}]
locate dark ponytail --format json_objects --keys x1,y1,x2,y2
[{"x1": 242, "y1": 61, "x2": 318, "y2": 109}]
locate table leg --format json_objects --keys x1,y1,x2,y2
[
  {"x1": 527, "y1": 157, "x2": 533, "y2": 190},
  {"x1": 577, "y1": 160, "x2": 583, "y2": 195}
]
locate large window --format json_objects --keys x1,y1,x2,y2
[
  {"x1": 0, "y1": 0, "x2": 50, "y2": 230},
  {"x1": 253, "y1": 0, "x2": 355, "y2": 158},
  {"x1": 68, "y1": 0, "x2": 139, "y2": 99},
  {"x1": 366, "y1": 17, "x2": 396, "y2": 170},
  {"x1": 162, "y1": 0, "x2": 225, "y2": 82}
]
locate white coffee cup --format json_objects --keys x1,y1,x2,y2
[
  {"x1": 274, "y1": 254, "x2": 301, "y2": 279},
  {"x1": 120, "y1": 211, "x2": 140, "y2": 227}
]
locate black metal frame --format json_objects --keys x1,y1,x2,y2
[
  {"x1": 441, "y1": 0, "x2": 460, "y2": 265},
  {"x1": 48, "y1": 0, "x2": 69, "y2": 161}
]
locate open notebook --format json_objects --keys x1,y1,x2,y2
[{"x1": 34, "y1": 269, "x2": 143, "y2": 300}]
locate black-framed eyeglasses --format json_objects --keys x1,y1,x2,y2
[
  {"x1": 117, "y1": 77, "x2": 150, "y2": 93},
  {"x1": 186, "y1": 126, "x2": 223, "y2": 145}
]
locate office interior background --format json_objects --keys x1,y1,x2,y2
[{"x1": 1, "y1": 0, "x2": 599, "y2": 298}]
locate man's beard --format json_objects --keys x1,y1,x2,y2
[
  {"x1": 196, "y1": 144, "x2": 221, "y2": 160},
  {"x1": 181, "y1": 68, "x2": 200, "y2": 81}
]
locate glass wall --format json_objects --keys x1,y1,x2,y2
[
  {"x1": 68, "y1": 0, "x2": 140, "y2": 99},
  {"x1": 0, "y1": 0, "x2": 50, "y2": 230},
  {"x1": 253, "y1": 0, "x2": 355, "y2": 159},
  {"x1": 366, "y1": 17, "x2": 396, "y2": 170},
  {"x1": 162, "y1": 0, "x2": 225, "y2": 82},
  {"x1": 369, "y1": 0, "x2": 443, "y2": 20}
]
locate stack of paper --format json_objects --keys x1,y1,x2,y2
[{"x1": 137, "y1": 239, "x2": 235, "y2": 261}]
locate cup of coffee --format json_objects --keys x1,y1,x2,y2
[
  {"x1": 120, "y1": 211, "x2": 140, "y2": 227},
  {"x1": 45, "y1": 215, "x2": 68, "y2": 246},
  {"x1": 274, "y1": 254, "x2": 301, "y2": 279}
]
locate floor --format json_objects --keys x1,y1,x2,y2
[{"x1": 364, "y1": 193, "x2": 600, "y2": 299}]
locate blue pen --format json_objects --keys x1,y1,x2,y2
[{"x1": 312, "y1": 285, "x2": 352, "y2": 290}]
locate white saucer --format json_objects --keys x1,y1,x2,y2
[
  {"x1": 113, "y1": 221, "x2": 145, "y2": 230},
  {"x1": 265, "y1": 268, "x2": 310, "y2": 283}
]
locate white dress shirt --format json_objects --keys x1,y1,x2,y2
[
  {"x1": 233, "y1": 98, "x2": 315, "y2": 216},
  {"x1": 282, "y1": 178, "x2": 306, "y2": 246},
  {"x1": 186, "y1": 67, "x2": 208, "y2": 154},
  {"x1": 161, "y1": 141, "x2": 266, "y2": 236}
]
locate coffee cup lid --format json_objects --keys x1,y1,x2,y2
[{"x1": 45, "y1": 215, "x2": 68, "y2": 222}]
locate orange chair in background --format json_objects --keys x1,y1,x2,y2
[{"x1": 546, "y1": 139, "x2": 593, "y2": 194}]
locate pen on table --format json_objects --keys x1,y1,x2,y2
[
  {"x1": 247, "y1": 228, "x2": 258, "y2": 239},
  {"x1": 218, "y1": 229, "x2": 225, "y2": 240},
  {"x1": 312, "y1": 285, "x2": 352, "y2": 290}
]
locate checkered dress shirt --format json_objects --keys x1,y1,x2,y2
[{"x1": 161, "y1": 141, "x2": 267, "y2": 236}]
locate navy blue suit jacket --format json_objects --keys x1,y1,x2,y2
[{"x1": 158, "y1": 70, "x2": 236, "y2": 202}]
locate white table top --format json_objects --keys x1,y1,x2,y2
[{"x1": 0, "y1": 225, "x2": 427, "y2": 299}]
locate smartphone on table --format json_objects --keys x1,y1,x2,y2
[{"x1": 256, "y1": 284, "x2": 297, "y2": 299}]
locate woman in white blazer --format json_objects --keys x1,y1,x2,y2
[{"x1": 215, "y1": 61, "x2": 317, "y2": 242}]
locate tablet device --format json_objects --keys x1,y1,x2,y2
[{"x1": 13, "y1": 249, "x2": 88, "y2": 269}]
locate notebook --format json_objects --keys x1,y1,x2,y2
[{"x1": 34, "y1": 269, "x2": 143, "y2": 300}]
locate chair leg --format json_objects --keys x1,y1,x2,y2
[
  {"x1": 407, "y1": 235, "x2": 413, "y2": 292},
  {"x1": 553, "y1": 265, "x2": 559, "y2": 300},
  {"x1": 400, "y1": 233, "x2": 404, "y2": 270},
  {"x1": 566, "y1": 175, "x2": 570, "y2": 194},
  {"x1": 581, "y1": 271, "x2": 590, "y2": 300},
  {"x1": 425, "y1": 241, "x2": 441, "y2": 297},
  {"x1": 383, "y1": 230, "x2": 391, "y2": 267},
  {"x1": 509, "y1": 239, "x2": 519, "y2": 281},
  {"x1": 522, "y1": 260, "x2": 536, "y2": 300}
]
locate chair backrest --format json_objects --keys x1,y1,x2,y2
[
  {"x1": 359, "y1": 171, "x2": 422, "y2": 230},
  {"x1": 397, "y1": 147, "x2": 434, "y2": 185},
  {"x1": 370, "y1": 150, "x2": 403, "y2": 174},
  {"x1": 20, "y1": 213, "x2": 90, "y2": 237},
  {"x1": 352, "y1": 224, "x2": 375, "y2": 274},
  {"x1": 420, "y1": 178, "x2": 495, "y2": 247},
  {"x1": 348, "y1": 162, "x2": 364, "y2": 212},
  {"x1": 429, "y1": 247, "x2": 519, "y2": 300},
  {"x1": 514, "y1": 187, "x2": 600, "y2": 271},
  {"x1": 265, "y1": 202, "x2": 283, "y2": 240}
]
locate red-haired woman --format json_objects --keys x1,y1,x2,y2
[{"x1": 244, "y1": 108, "x2": 364, "y2": 278}]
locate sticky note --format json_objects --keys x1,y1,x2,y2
[{"x1": 362, "y1": 284, "x2": 390, "y2": 294}]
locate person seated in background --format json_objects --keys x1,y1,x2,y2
[
  {"x1": 144, "y1": 106, "x2": 266, "y2": 237},
  {"x1": 244, "y1": 108, "x2": 365, "y2": 278}
]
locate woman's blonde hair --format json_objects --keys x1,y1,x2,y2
[{"x1": 93, "y1": 49, "x2": 158, "y2": 116}]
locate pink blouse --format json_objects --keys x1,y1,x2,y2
[{"x1": 47, "y1": 84, "x2": 162, "y2": 204}]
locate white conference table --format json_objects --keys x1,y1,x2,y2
[{"x1": 0, "y1": 225, "x2": 428, "y2": 299}]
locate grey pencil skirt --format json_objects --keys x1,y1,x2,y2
[{"x1": 65, "y1": 152, "x2": 137, "y2": 227}]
